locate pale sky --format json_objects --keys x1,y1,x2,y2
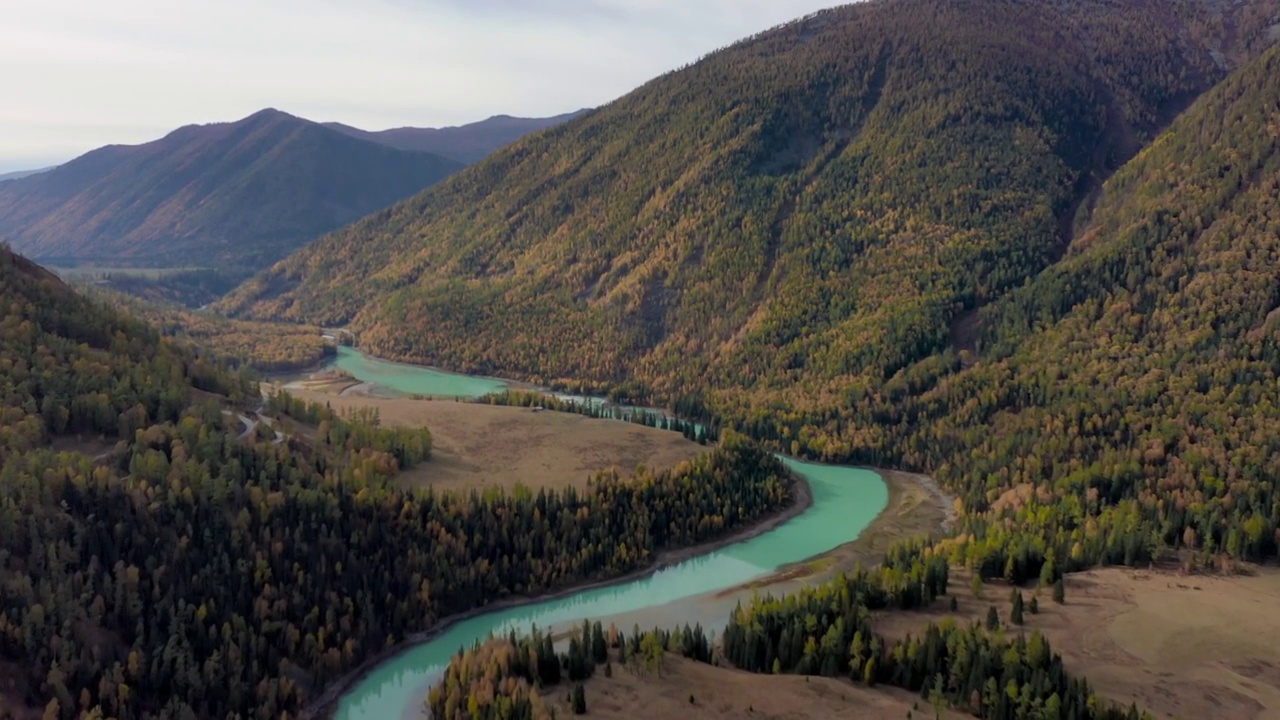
[{"x1": 0, "y1": 0, "x2": 839, "y2": 172}]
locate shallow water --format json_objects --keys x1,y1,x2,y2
[
  {"x1": 334, "y1": 457, "x2": 887, "y2": 720},
  {"x1": 324, "y1": 346, "x2": 508, "y2": 397}
]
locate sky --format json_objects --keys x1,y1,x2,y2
[{"x1": 0, "y1": 0, "x2": 839, "y2": 172}]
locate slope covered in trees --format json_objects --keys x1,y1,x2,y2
[
  {"x1": 88, "y1": 287, "x2": 337, "y2": 373},
  {"x1": 0, "y1": 109, "x2": 461, "y2": 269},
  {"x1": 0, "y1": 247, "x2": 797, "y2": 718},
  {"x1": 222, "y1": 0, "x2": 1276, "y2": 398},
  {"x1": 221, "y1": 0, "x2": 1280, "y2": 576},
  {"x1": 795, "y1": 40, "x2": 1280, "y2": 581}
]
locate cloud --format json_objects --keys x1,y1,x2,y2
[{"x1": 0, "y1": 0, "x2": 839, "y2": 170}]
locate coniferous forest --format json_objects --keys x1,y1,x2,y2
[
  {"x1": 0, "y1": 246, "x2": 793, "y2": 718},
  {"x1": 7, "y1": 0, "x2": 1280, "y2": 718},
  {"x1": 222, "y1": 0, "x2": 1280, "y2": 583}
]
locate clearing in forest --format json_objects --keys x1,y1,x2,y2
[
  {"x1": 282, "y1": 389, "x2": 706, "y2": 493},
  {"x1": 873, "y1": 567, "x2": 1280, "y2": 720}
]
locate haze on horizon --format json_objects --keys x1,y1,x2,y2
[{"x1": 0, "y1": 0, "x2": 838, "y2": 172}]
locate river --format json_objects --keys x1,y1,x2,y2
[{"x1": 311, "y1": 347, "x2": 889, "y2": 720}]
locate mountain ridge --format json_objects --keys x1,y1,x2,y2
[
  {"x1": 0, "y1": 109, "x2": 463, "y2": 268},
  {"x1": 321, "y1": 109, "x2": 592, "y2": 164}
]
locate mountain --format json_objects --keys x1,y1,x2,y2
[
  {"x1": 220, "y1": 0, "x2": 1280, "y2": 572},
  {"x1": 0, "y1": 166, "x2": 55, "y2": 182},
  {"x1": 0, "y1": 109, "x2": 462, "y2": 268},
  {"x1": 221, "y1": 0, "x2": 1280, "y2": 399},
  {"x1": 323, "y1": 109, "x2": 591, "y2": 164}
]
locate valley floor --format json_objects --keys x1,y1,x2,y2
[
  {"x1": 545, "y1": 652, "x2": 970, "y2": 720},
  {"x1": 547, "y1": 565, "x2": 1280, "y2": 720},
  {"x1": 874, "y1": 566, "x2": 1280, "y2": 720},
  {"x1": 275, "y1": 387, "x2": 706, "y2": 493}
]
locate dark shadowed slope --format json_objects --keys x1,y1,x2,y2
[
  {"x1": 323, "y1": 109, "x2": 591, "y2": 164},
  {"x1": 0, "y1": 109, "x2": 462, "y2": 268},
  {"x1": 221, "y1": 0, "x2": 1280, "y2": 407}
]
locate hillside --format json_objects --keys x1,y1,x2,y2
[
  {"x1": 221, "y1": 0, "x2": 1280, "y2": 570},
  {"x1": 221, "y1": 0, "x2": 1278, "y2": 403},
  {"x1": 0, "y1": 248, "x2": 795, "y2": 720},
  {"x1": 0, "y1": 109, "x2": 461, "y2": 268},
  {"x1": 324, "y1": 109, "x2": 591, "y2": 164}
]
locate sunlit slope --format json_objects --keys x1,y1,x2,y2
[{"x1": 221, "y1": 0, "x2": 1277, "y2": 407}]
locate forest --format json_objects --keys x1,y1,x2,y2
[
  {"x1": 8, "y1": 0, "x2": 1280, "y2": 718},
  {"x1": 432, "y1": 542, "x2": 1148, "y2": 720},
  {"x1": 0, "y1": 244, "x2": 796, "y2": 719},
  {"x1": 220, "y1": 0, "x2": 1276, "y2": 398},
  {"x1": 89, "y1": 288, "x2": 337, "y2": 373},
  {"x1": 220, "y1": 0, "x2": 1280, "y2": 583},
  {"x1": 429, "y1": 620, "x2": 712, "y2": 720}
]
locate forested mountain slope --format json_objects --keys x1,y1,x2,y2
[
  {"x1": 323, "y1": 109, "x2": 591, "y2": 164},
  {"x1": 221, "y1": 0, "x2": 1279, "y2": 406},
  {"x1": 880, "y1": 41, "x2": 1280, "y2": 572},
  {"x1": 0, "y1": 109, "x2": 461, "y2": 268},
  {"x1": 0, "y1": 247, "x2": 793, "y2": 719}
]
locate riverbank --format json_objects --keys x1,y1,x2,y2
[
  {"x1": 713, "y1": 468, "x2": 954, "y2": 597},
  {"x1": 300, "y1": 467, "x2": 814, "y2": 720}
]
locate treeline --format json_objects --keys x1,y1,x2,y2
[
  {"x1": 264, "y1": 390, "x2": 433, "y2": 469},
  {"x1": 429, "y1": 621, "x2": 712, "y2": 720},
  {"x1": 476, "y1": 390, "x2": 719, "y2": 444},
  {"x1": 0, "y1": 251, "x2": 795, "y2": 720}
]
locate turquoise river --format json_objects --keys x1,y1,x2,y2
[{"x1": 315, "y1": 348, "x2": 890, "y2": 720}]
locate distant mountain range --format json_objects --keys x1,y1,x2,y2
[
  {"x1": 0, "y1": 109, "x2": 460, "y2": 268},
  {"x1": 0, "y1": 107, "x2": 584, "y2": 270},
  {"x1": 0, "y1": 166, "x2": 55, "y2": 182},
  {"x1": 323, "y1": 110, "x2": 591, "y2": 164}
]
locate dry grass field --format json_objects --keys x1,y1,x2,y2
[
  {"x1": 873, "y1": 567, "x2": 1280, "y2": 720},
  {"x1": 545, "y1": 652, "x2": 969, "y2": 720},
  {"x1": 282, "y1": 388, "x2": 707, "y2": 493},
  {"x1": 546, "y1": 565, "x2": 1280, "y2": 720}
]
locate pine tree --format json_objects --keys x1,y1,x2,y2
[
  {"x1": 1011, "y1": 591, "x2": 1025, "y2": 625},
  {"x1": 571, "y1": 684, "x2": 587, "y2": 715},
  {"x1": 986, "y1": 606, "x2": 1000, "y2": 630},
  {"x1": 1053, "y1": 576, "x2": 1066, "y2": 604}
]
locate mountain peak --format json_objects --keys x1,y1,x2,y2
[{"x1": 238, "y1": 107, "x2": 302, "y2": 125}]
